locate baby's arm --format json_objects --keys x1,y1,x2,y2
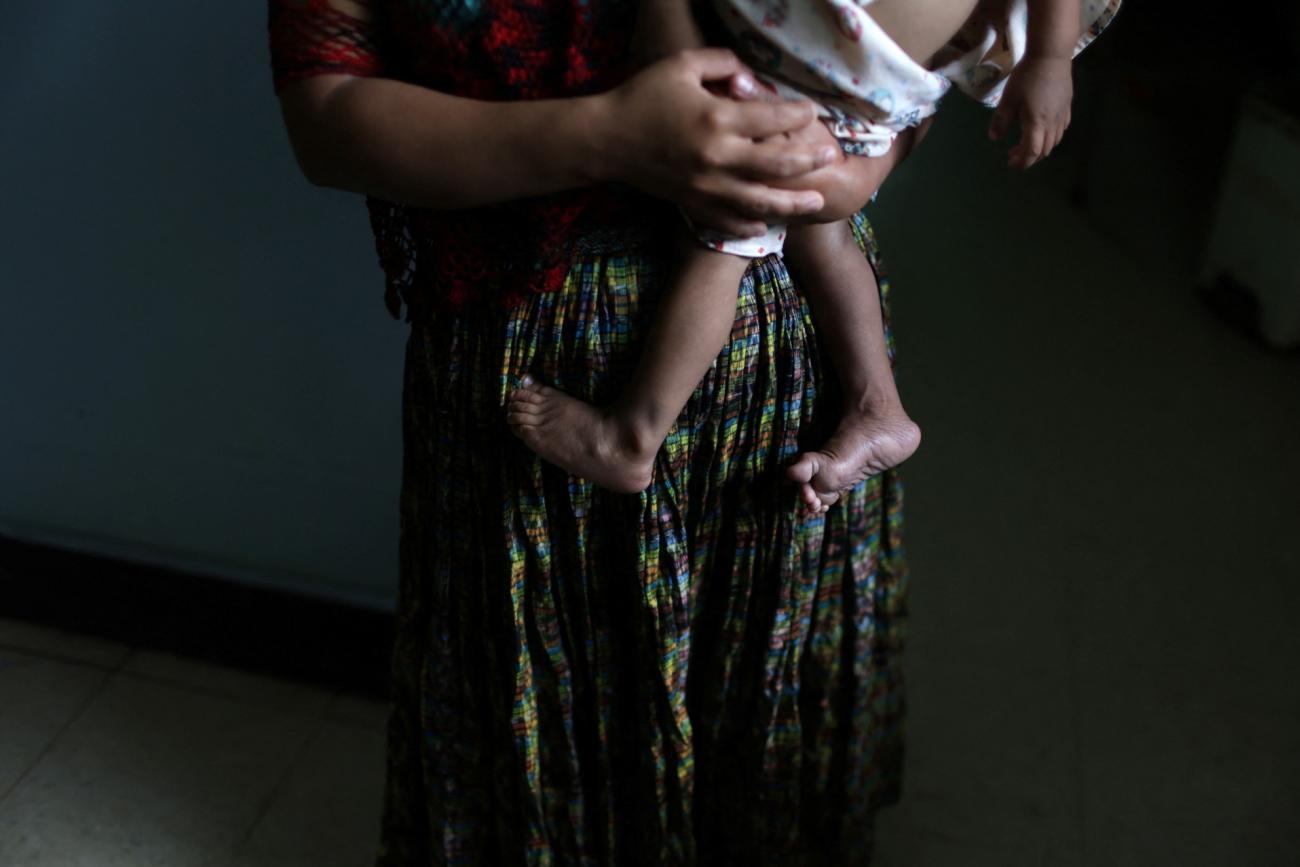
[
  {"x1": 989, "y1": 0, "x2": 1082, "y2": 168},
  {"x1": 1027, "y1": 0, "x2": 1086, "y2": 59}
]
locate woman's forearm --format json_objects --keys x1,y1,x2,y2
[
  {"x1": 276, "y1": 50, "x2": 843, "y2": 228},
  {"x1": 279, "y1": 74, "x2": 611, "y2": 209}
]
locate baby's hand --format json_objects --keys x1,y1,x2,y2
[{"x1": 988, "y1": 55, "x2": 1073, "y2": 169}]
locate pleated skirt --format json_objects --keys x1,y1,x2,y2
[{"x1": 375, "y1": 209, "x2": 909, "y2": 867}]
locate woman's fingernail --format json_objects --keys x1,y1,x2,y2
[
  {"x1": 733, "y1": 72, "x2": 756, "y2": 96},
  {"x1": 521, "y1": 374, "x2": 533, "y2": 386},
  {"x1": 801, "y1": 193, "x2": 822, "y2": 211},
  {"x1": 819, "y1": 146, "x2": 839, "y2": 164}
]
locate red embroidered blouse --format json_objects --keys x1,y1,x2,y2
[{"x1": 268, "y1": 0, "x2": 650, "y2": 322}]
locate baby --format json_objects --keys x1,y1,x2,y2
[{"x1": 507, "y1": 0, "x2": 1121, "y2": 512}]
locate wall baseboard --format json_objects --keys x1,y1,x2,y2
[{"x1": 0, "y1": 534, "x2": 393, "y2": 702}]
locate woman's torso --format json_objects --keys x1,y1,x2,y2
[
  {"x1": 375, "y1": 0, "x2": 638, "y2": 98},
  {"x1": 359, "y1": 0, "x2": 658, "y2": 319}
]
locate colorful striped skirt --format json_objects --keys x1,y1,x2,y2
[{"x1": 375, "y1": 209, "x2": 909, "y2": 867}]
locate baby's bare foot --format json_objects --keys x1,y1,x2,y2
[
  {"x1": 506, "y1": 376, "x2": 657, "y2": 494},
  {"x1": 786, "y1": 402, "x2": 921, "y2": 514}
]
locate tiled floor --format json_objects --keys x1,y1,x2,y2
[
  {"x1": 867, "y1": 94, "x2": 1300, "y2": 865},
  {"x1": 0, "y1": 619, "x2": 387, "y2": 867},
  {"x1": 2, "y1": 96, "x2": 1297, "y2": 867}
]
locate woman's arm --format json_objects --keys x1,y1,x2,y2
[
  {"x1": 278, "y1": 75, "x2": 612, "y2": 207},
  {"x1": 279, "y1": 52, "x2": 839, "y2": 235}
]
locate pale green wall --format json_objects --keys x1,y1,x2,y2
[{"x1": 0, "y1": 4, "x2": 405, "y2": 610}]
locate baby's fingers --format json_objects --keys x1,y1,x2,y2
[
  {"x1": 1040, "y1": 111, "x2": 1070, "y2": 160},
  {"x1": 1009, "y1": 122, "x2": 1047, "y2": 169},
  {"x1": 1054, "y1": 108, "x2": 1072, "y2": 151},
  {"x1": 988, "y1": 97, "x2": 1015, "y2": 141}
]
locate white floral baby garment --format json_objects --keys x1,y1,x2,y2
[{"x1": 696, "y1": 0, "x2": 1122, "y2": 256}]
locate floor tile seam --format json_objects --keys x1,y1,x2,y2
[
  {"x1": 317, "y1": 710, "x2": 388, "y2": 736},
  {"x1": 317, "y1": 687, "x2": 391, "y2": 734},
  {"x1": 0, "y1": 639, "x2": 130, "y2": 672},
  {"x1": 113, "y1": 655, "x2": 335, "y2": 719},
  {"x1": 1060, "y1": 549, "x2": 1090, "y2": 864},
  {"x1": 0, "y1": 662, "x2": 117, "y2": 809},
  {"x1": 224, "y1": 712, "x2": 333, "y2": 867}
]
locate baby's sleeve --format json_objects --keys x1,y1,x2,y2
[{"x1": 267, "y1": 0, "x2": 385, "y2": 96}]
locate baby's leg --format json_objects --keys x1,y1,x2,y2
[
  {"x1": 783, "y1": 221, "x2": 921, "y2": 513},
  {"x1": 507, "y1": 232, "x2": 749, "y2": 493}
]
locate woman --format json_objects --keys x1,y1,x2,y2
[{"x1": 268, "y1": 1, "x2": 912, "y2": 864}]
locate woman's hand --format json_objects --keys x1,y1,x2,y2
[
  {"x1": 768, "y1": 115, "x2": 936, "y2": 224},
  {"x1": 594, "y1": 49, "x2": 842, "y2": 237},
  {"x1": 711, "y1": 74, "x2": 935, "y2": 226}
]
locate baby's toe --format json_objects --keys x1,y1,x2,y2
[
  {"x1": 800, "y1": 483, "x2": 821, "y2": 509},
  {"x1": 510, "y1": 388, "x2": 543, "y2": 405},
  {"x1": 786, "y1": 452, "x2": 821, "y2": 485},
  {"x1": 515, "y1": 372, "x2": 553, "y2": 392}
]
